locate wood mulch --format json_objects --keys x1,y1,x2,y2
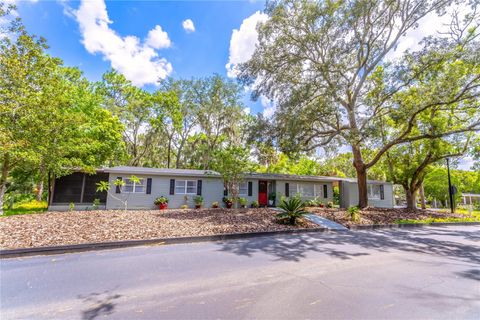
[
  {"x1": 307, "y1": 207, "x2": 467, "y2": 228},
  {"x1": 0, "y1": 208, "x2": 316, "y2": 249}
]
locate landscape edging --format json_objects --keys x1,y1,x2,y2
[{"x1": 0, "y1": 227, "x2": 331, "y2": 259}]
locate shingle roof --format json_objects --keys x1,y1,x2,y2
[
  {"x1": 104, "y1": 166, "x2": 221, "y2": 177},
  {"x1": 102, "y1": 166, "x2": 390, "y2": 184}
]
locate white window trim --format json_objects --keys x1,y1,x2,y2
[
  {"x1": 175, "y1": 180, "x2": 197, "y2": 195},
  {"x1": 289, "y1": 183, "x2": 325, "y2": 197},
  {"x1": 239, "y1": 182, "x2": 248, "y2": 196},
  {"x1": 368, "y1": 184, "x2": 381, "y2": 200},
  {"x1": 122, "y1": 178, "x2": 146, "y2": 194}
]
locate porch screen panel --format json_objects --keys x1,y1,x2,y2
[
  {"x1": 52, "y1": 172, "x2": 83, "y2": 203},
  {"x1": 83, "y1": 173, "x2": 109, "y2": 203}
]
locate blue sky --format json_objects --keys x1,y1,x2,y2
[
  {"x1": 15, "y1": 0, "x2": 268, "y2": 113},
  {"x1": 10, "y1": 1, "x2": 477, "y2": 169}
]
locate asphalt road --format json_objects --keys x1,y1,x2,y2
[{"x1": 1, "y1": 225, "x2": 479, "y2": 320}]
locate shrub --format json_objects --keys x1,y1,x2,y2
[
  {"x1": 69, "y1": 202, "x2": 75, "y2": 211},
  {"x1": 239, "y1": 197, "x2": 247, "y2": 207},
  {"x1": 212, "y1": 201, "x2": 219, "y2": 208},
  {"x1": 194, "y1": 195, "x2": 204, "y2": 205},
  {"x1": 180, "y1": 204, "x2": 188, "y2": 209},
  {"x1": 154, "y1": 196, "x2": 169, "y2": 205},
  {"x1": 275, "y1": 197, "x2": 309, "y2": 225},
  {"x1": 327, "y1": 201, "x2": 334, "y2": 208},
  {"x1": 251, "y1": 200, "x2": 259, "y2": 208},
  {"x1": 92, "y1": 198, "x2": 101, "y2": 210},
  {"x1": 346, "y1": 206, "x2": 360, "y2": 222}
]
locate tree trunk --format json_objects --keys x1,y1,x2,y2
[
  {"x1": 419, "y1": 183, "x2": 426, "y2": 210},
  {"x1": 167, "y1": 137, "x2": 172, "y2": 168},
  {"x1": 0, "y1": 153, "x2": 10, "y2": 215},
  {"x1": 35, "y1": 163, "x2": 46, "y2": 202},
  {"x1": 352, "y1": 146, "x2": 368, "y2": 208},
  {"x1": 405, "y1": 188, "x2": 417, "y2": 210}
]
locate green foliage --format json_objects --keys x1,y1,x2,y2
[
  {"x1": 239, "y1": 0, "x2": 480, "y2": 208},
  {"x1": 212, "y1": 146, "x2": 255, "y2": 208},
  {"x1": 154, "y1": 196, "x2": 169, "y2": 205},
  {"x1": 1, "y1": 200, "x2": 47, "y2": 216},
  {"x1": 92, "y1": 198, "x2": 101, "y2": 210},
  {"x1": 275, "y1": 197, "x2": 309, "y2": 225},
  {"x1": 211, "y1": 201, "x2": 219, "y2": 208},
  {"x1": 180, "y1": 204, "x2": 188, "y2": 209},
  {"x1": 251, "y1": 200, "x2": 259, "y2": 208},
  {"x1": 346, "y1": 206, "x2": 361, "y2": 222},
  {"x1": 69, "y1": 202, "x2": 75, "y2": 212},
  {"x1": 238, "y1": 197, "x2": 247, "y2": 207},
  {"x1": 194, "y1": 195, "x2": 204, "y2": 205}
]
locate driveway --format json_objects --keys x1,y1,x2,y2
[{"x1": 1, "y1": 225, "x2": 479, "y2": 319}]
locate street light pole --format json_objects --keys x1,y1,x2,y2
[{"x1": 446, "y1": 158, "x2": 454, "y2": 214}]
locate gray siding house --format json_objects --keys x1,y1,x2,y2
[{"x1": 48, "y1": 166, "x2": 394, "y2": 210}]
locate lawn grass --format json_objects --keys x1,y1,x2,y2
[
  {"x1": 396, "y1": 209, "x2": 480, "y2": 224},
  {"x1": 2, "y1": 200, "x2": 48, "y2": 216}
]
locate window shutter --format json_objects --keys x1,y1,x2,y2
[
  {"x1": 169, "y1": 179, "x2": 175, "y2": 195},
  {"x1": 380, "y1": 184, "x2": 385, "y2": 200},
  {"x1": 224, "y1": 184, "x2": 228, "y2": 196},
  {"x1": 323, "y1": 185, "x2": 328, "y2": 198},
  {"x1": 197, "y1": 180, "x2": 202, "y2": 195},
  {"x1": 248, "y1": 181, "x2": 253, "y2": 196},
  {"x1": 285, "y1": 183, "x2": 289, "y2": 197},
  {"x1": 146, "y1": 178, "x2": 152, "y2": 194},
  {"x1": 115, "y1": 177, "x2": 122, "y2": 194}
]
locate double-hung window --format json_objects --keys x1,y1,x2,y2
[
  {"x1": 368, "y1": 184, "x2": 381, "y2": 199},
  {"x1": 175, "y1": 180, "x2": 197, "y2": 194},
  {"x1": 123, "y1": 178, "x2": 145, "y2": 193},
  {"x1": 239, "y1": 182, "x2": 248, "y2": 196}
]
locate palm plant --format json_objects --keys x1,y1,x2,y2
[{"x1": 276, "y1": 197, "x2": 309, "y2": 225}]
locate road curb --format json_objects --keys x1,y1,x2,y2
[
  {"x1": 348, "y1": 221, "x2": 480, "y2": 230},
  {"x1": 0, "y1": 227, "x2": 331, "y2": 259}
]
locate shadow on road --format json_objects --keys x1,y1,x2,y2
[
  {"x1": 78, "y1": 290, "x2": 121, "y2": 320},
  {"x1": 218, "y1": 226, "x2": 480, "y2": 264}
]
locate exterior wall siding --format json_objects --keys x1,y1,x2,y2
[
  {"x1": 106, "y1": 175, "x2": 225, "y2": 210},
  {"x1": 340, "y1": 181, "x2": 394, "y2": 208},
  {"x1": 276, "y1": 180, "x2": 334, "y2": 204}
]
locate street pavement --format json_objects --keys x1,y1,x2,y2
[{"x1": 1, "y1": 225, "x2": 479, "y2": 319}]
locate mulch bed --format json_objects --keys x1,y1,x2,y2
[
  {"x1": 0, "y1": 208, "x2": 316, "y2": 249},
  {"x1": 307, "y1": 207, "x2": 467, "y2": 228}
]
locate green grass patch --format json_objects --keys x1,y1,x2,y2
[
  {"x1": 2, "y1": 200, "x2": 48, "y2": 216},
  {"x1": 396, "y1": 216, "x2": 480, "y2": 225}
]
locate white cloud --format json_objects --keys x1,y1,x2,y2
[
  {"x1": 73, "y1": 0, "x2": 172, "y2": 87},
  {"x1": 182, "y1": 19, "x2": 195, "y2": 33},
  {"x1": 226, "y1": 11, "x2": 268, "y2": 78},
  {"x1": 261, "y1": 95, "x2": 276, "y2": 118},
  {"x1": 243, "y1": 107, "x2": 251, "y2": 115},
  {"x1": 388, "y1": 3, "x2": 472, "y2": 60},
  {"x1": 146, "y1": 25, "x2": 171, "y2": 49}
]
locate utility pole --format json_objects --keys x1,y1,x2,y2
[{"x1": 446, "y1": 158, "x2": 454, "y2": 214}]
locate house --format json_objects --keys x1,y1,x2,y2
[{"x1": 48, "y1": 166, "x2": 394, "y2": 211}]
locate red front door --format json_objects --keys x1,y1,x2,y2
[{"x1": 258, "y1": 181, "x2": 268, "y2": 206}]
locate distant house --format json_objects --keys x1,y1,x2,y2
[{"x1": 48, "y1": 166, "x2": 394, "y2": 211}]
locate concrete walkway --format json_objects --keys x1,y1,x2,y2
[
  {"x1": 304, "y1": 214, "x2": 349, "y2": 230},
  {"x1": 1, "y1": 225, "x2": 479, "y2": 319}
]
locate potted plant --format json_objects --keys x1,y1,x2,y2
[
  {"x1": 251, "y1": 200, "x2": 259, "y2": 208},
  {"x1": 239, "y1": 197, "x2": 247, "y2": 208},
  {"x1": 268, "y1": 192, "x2": 276, "y2": 206},
  {"x1": 212, "y1": 201, "x2": 219, "y2": 208},
  {"x1": 154, "y1": 196, "x2": 169, "y2": 210},
  {"x1": 222, "y1": 197, "x2": 234, "y2": 209},
  {"x1": 194, "y1": 195, "x2": 203, "y2": 209}
]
